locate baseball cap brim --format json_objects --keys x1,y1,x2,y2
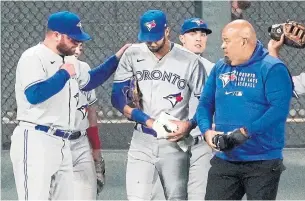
[
  {"x1": 138, "y1": 31, "x2": 164, "y2": 42},
  {"x1": 68, "y1": 32, "x2": 91, "y2": 42},
  {"x1": 182, "y1": 27, "x2": 212, "y2": 35}
]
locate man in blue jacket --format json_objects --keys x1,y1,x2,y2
[{"x1": 196, "y1": 19, "x2": 292, "y2": 200}]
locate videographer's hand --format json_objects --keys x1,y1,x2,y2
[{"x1": 268, "y1": 34, "x2": 284, "y2": 58}]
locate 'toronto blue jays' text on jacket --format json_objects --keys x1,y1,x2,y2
[{"x1": 196, "y1": 41, "x2": 293, "y2": 161}]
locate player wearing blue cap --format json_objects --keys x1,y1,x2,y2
[
  {"x1": 179, "y1": 17, "x2": 214, "y2": 200},
  {"x1": 111, "y1": 10, "x2": 207, "y2": 200},
  {"x1": 152, "y1": 17, "x2": 215, "y2": 200},
  {"x1": 10, "y1": 11, "x2": 129, "y2": 200}
]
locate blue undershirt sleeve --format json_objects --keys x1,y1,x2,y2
[{"x1": 24, "y1": 69, "x2": 70, "y2": 104}]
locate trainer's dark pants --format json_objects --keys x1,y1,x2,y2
[{"x1": 205, "y1": 156, "x2": 286, "y2": 200}]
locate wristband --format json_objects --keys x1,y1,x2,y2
[{"x1": 131, "y1": 109, "x2": 150, "y2": 125}]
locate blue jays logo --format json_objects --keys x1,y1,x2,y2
[
  {"x1": 163, "y1": 92, "x2": 184, "y2": 108},
  {"x1": 77, "y1": 104, "x2": 89, "y2": 120},
  {"x1": 219, "y1": 70, "x2": 237, "y2": 87},
  {"x1": 145, "y1": 20, "x2": 156, "y2": 31},
  {"x1": 192, "y1": 19, "x2": 205, "y2": 26}
]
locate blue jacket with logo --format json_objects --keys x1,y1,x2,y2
[{"x1": 196, "y1": 41, "x2": 293, "y2": 161}]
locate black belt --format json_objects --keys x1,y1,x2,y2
[{"x1": 34, "y1": 125, "x2": 82, "y2": 140}]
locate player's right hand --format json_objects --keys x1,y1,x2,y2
[
  {"x1": 204, "y1": 129, "x2": 223, "y2": 150},
  {"x1": 61, "y1": 63, "x2": 76, "y2": 77}
]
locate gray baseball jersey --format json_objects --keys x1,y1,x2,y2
[
  {"x1": 189, "y1": 56, "x2": 214, "y2": 137},
  {"x1": 114, "y1": 43, "x2": 206, "y2": 120},
  {"x1": 293, "y1": 73, "x2": 305, "y2": 95},
  {"x1": 151, "y1": 56, "x2": 214, "y2": 200},
  {"x1": 113, "y1": 42, "x2": 206, "y2": 200}
]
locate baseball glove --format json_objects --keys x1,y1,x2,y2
[
  {"x1": 268, "y1": 20, "x2": 305, "y2": 48},
  {"x1": 95, "y1": 155, "x2": 105, "y2": 195},
  {"x1": 123, "y1": 76, "x2": 142, "y2": 109}
]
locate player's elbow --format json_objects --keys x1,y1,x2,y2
[
  {"x1": 111, "y1": 82, "x2": 129, "y2": 113},
  {"x1": 24, "y1": 86, "x2": 43, "y2": 104}
]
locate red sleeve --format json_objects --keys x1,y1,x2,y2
[{"x1": 86, "y1": 126, "x2": 101, "y2": 149}]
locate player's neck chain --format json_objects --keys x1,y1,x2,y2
[{"x1": 154, "y1": 42, "x2": 173, "y2": 61}]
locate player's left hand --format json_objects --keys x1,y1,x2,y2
[
  {"x1": 268, "y1": 34, "x2": 284, "y2": 58},
  {"x1": 115, "y1": 43, "x2": 132, "y2": 59},
  {"x1": 167, "y1": 120, "x2": 192, "y2": 142},
  {"x1": 92, "y1": 149, "x2": 105, "y2": 195}
]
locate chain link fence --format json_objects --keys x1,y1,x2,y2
[
  {"x1": 1, "y1": 1, "x2": 305, "y2": 150},
  {"x1": 241, "y1": 1, "x2": 305, "y2": 147},
  {"x1": 1, "y1": 1, "x2": 201, "y2": 149}
]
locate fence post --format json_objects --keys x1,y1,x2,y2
[{"x1": 200, "y1": 1, "x2": 231, "y2": 62}]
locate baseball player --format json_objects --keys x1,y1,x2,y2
[
  {"x1": 152, "y1": 18, "x2": 214, "y2": 200},
  {"x1": 268, "y1": 34, "x2": 305, "y2": 95},
  {"x1": 179, "y1": 18, "x2": 214, "y2": 200},
  {"x1": 10, "y1": 11, "x2": 126, "y2": 200},
  {"x1": 61, "y1": 43, "x2": 130, "y2": 200},
  {"x1": 111, "y1": 10, "x2": 206, "y2": 200}
]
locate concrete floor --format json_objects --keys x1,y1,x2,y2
[{"x1": 1, "y1": 149, "x2": 305, "y2": 200}]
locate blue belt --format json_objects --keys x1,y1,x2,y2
[
  {"x1": 35, "y1": 125, "x2": 82, "y2": 140},
  {"x1": 139, "y1": 124, "x2": 201, "y2": 145},
  {"x1": 135, "y1": 124, "x2": 157, "y2": 137}
]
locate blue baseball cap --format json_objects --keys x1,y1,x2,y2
[
  {"x1": 180, "y1": 18, "x2": 212, "y2": 35},
  {"x1": 138, "y1": 10, "x2": 167, "y2": 42},
  {"x1": 47, "y1": 11, "x2": 91, "y2": 42}
]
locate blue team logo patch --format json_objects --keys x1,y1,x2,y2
[
  {"x1": 163, "y1": 92, "x2": 184, "y2": 108},
  {"x1": 219, "y1": 70, "x2": 237, "y2": 87}
]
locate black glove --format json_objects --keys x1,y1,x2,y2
[
  {"x1": 95, "y1": 155, "x2": 105, "y2": 195},
  {"x1": 212, "y1": 128, "x2": 249, "y2": 151}
]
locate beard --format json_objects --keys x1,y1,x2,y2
[
  {"x1": 224, "y1": 56, "x2": 232, "y2": 65},
  {"x1": 147, "y1": 38, "x2": 166, "y2": 53},
  {"x1": 57, "y1": 42, "x2": 76, "y2": 56}
]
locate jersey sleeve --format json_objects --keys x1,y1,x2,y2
[
  {"x1": 188, "y1": 59, "x2": 207, "y2": 98},
  {"x1": 18, "y1": 53, "x2": 46, "y2": 91},
  {"x1": 87, "y1": 90, "x2": 97, "y2": 105},
  {"x1": 113, "y1": 49, "x2": 134, "y2": 82},
  {"x1": 293, "y1": 72, "x2": 305, "y2": 95},
  {"x1": 78, "y1": 61, "x2": 98, "y2": 105},
  {"x1": 200, "y1": 57, "x2": 215, "y2": 76}
]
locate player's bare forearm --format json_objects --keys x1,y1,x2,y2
[
  {"x1": 87, "y1": 104, "x2": 98, "y2": 127},
  {"x1": 123, "y1": 105, "x2": 133, "y2": 119}
]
